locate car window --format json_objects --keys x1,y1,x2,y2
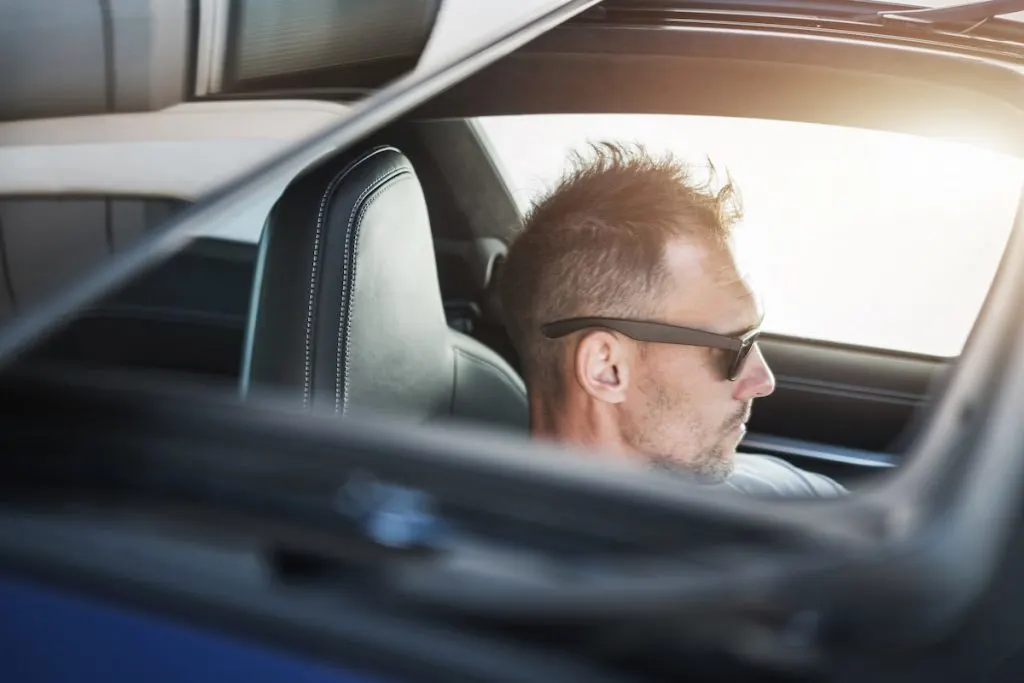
[
  {"x1": 0, "y1": 197, "x2": 186, "y2": 320},
  {"x1": 475, "y1": 114, "x2": 1024, "y2": 358}
]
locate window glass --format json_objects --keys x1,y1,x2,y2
[
  {"x1": 0, "y1": 197, "x2": 186, "y2": 320},
  {"x1": 476, "y1": 114, "x2": 1024, "y2": 357}
]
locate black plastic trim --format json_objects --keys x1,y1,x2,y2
[
  {"x1": 98, "y1": 0, "x2": 116, "y2": 113},
  {"x1": 580, "y1": 1, "x2": 1024, "y2": 59},
  {"x1": 184, "y1": 0, "x2": 201, "y2": 100},
  {"x1": 411, "y1": 24, "x2": 1024, "y2": 156},
  {"x1": 102, "y1": 198, "x2": 114, "y2": 252},
  {"x1": 744, "y1": 432, "x2": 896, "y2": 468},
  {"x1": 0, "y1": 208, "x2": 15, "y2": 310}
]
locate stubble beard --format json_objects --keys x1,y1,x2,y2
[{"x1": 638, "y1": 402, "x2": 750, "y2": 485}]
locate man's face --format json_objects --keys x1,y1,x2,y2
[{"x1": 619, "y1": 236, "x2": 775, "y2": 482}]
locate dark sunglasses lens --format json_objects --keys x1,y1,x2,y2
[{"x1": 728, "y1": 340, "x2": 756, "y2": 380}]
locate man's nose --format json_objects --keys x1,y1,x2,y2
[{"x1": 733, "y1": 344, "x2": 775, "y2": 400}]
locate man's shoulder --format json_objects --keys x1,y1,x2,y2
[{"x1": 722, "y1": 453, "x2": 847, "y2": 497}]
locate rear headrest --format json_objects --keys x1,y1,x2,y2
[{"x1": 241, "y1": 146, "x2": 452, "y2": 418}]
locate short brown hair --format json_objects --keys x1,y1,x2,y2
[{"x1": 497, "y1": 141, "x2": 742, "y2": 392}]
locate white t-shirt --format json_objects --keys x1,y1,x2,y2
[
  {"x1": 658, "y1": 453, "x2": 848, "y2": 497},
  {"x1": 720, "y1": 453, "x2": 847, "y2": 497}
]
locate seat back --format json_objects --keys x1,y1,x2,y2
[{"x1": 241, "y1": 146, "x2": 527, "y2": 428}]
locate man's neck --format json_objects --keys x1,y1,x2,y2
[{"x1": 529, "y1": 394, "x2": 633, "y2": 462}]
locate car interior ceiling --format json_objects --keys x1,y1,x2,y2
[{"x1": 16, "y1": 16, "x2": 1024, "y2": 489}]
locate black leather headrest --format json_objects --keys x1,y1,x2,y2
[{"x1": 241, "y1": 146, "x2": 453, "y2": 419}]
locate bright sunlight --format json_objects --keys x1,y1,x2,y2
[{"x1": 476, "y1": 114, "x2": 1024, "y2": 357}]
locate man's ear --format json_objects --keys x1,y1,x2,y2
[{"x1": 573, "y1": 330, "x2": 631, "y2": 404}]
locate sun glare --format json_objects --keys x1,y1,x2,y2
[{"x1": 477, "y1": 114, "x2": 1024, "y2": 357}]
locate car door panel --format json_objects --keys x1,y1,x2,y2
[{"x1": 746, "y1": 336, "x2": 950, "y2": 471}]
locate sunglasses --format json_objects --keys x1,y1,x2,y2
[{"x1": 540, "y1": 317, "x2": 761, "y2": 381}]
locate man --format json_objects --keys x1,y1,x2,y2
[{"x1": 497, "y1": 142, "x2": 844, "y2": 497}]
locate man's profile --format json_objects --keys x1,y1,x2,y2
[{"x1": 497, "y1": 142, "x2": 844, "y2": 497}]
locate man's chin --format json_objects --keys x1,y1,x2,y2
[
  {"x1": 649, "y1": 448, "x2": 735, "y2": 485},
  {"x1": 692, "y1": 456, "x2": 735, "y2": 484}
]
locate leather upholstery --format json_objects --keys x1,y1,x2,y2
[{"x1": 240, "y1": 145, "x2": 527, "y2": 428}]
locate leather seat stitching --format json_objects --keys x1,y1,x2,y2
[
  {"x1": 335, "y1": 169, "x2": 413, "y2": 414},
  {"x1": 303, "y1": 146, "x2": 397, "y2": 409}
]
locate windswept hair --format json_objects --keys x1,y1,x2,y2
[{"x1": 497, "y1": 141, "x2": 742, "y2": 392}]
